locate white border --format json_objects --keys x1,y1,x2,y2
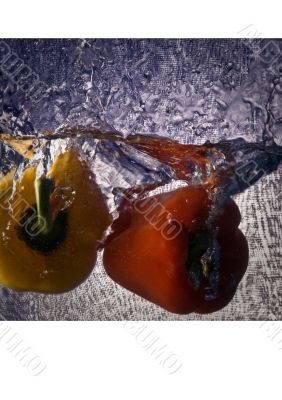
[
  {"x1": 0, "y1": 321, "x2": 281, "y2": 399},
  {"x1": 0, "y1": 0, "x2": 281, "y2": 37}
]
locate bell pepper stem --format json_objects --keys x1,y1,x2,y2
[{"x1": 35, "y1": 176, "x2": 55, "y2": 235}]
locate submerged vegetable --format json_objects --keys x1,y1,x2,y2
[
  {"x1": 103, "y1": 186, "x2": 249, "y2": 314},
  {"x1": 0, "y1": 148, "x2": 111, "y2": 293}
]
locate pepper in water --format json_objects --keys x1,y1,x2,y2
[
  {"x1": 103, "y1": 185, "x2": 248, "y2": 314},
  {"x1": 0, "y1": 148, "x2": 111, "y2": 293}
]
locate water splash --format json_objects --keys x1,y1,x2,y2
[{"x1": 1, "y1": 128, "x2": 281, "y2": 203}]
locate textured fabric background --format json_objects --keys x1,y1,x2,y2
[{"x1": 0, "y1": 39, "x2": 281, "y2": 320}]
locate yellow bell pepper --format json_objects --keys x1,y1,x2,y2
[{"x1": 0, "y1": 148, "x2": 111, "y2": 293}]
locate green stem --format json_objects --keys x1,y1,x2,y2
[{"x1": 34, "y1": 176, "x2": 55, "y2": 235}]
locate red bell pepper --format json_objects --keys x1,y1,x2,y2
[{"x1": 103, "y1": 185, "x2": 248, "y2": 314}]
